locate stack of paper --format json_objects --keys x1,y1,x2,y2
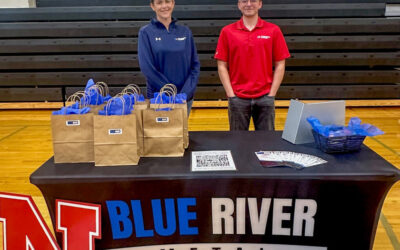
[{"x1": 255, "y1": 151, "x2": 327, "y2": 170}]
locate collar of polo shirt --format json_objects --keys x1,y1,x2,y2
[{"x1": 236, "y1": 17, "x2": 264, "y2": 31}]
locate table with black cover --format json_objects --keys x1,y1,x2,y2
[{"x1": 30, "y1": 131, "x2": 400, "y2": 250}]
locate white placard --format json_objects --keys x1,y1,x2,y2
[
  {"x1": 191, "y1": 151, "x2": 236, "y2": 172},
  {"x1": 282, "y1": 99, "x2": 345, "y2": 144}
]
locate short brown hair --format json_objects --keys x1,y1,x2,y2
[{"x1": 151, "y1": 0, "x2": 175, "y2": 4}]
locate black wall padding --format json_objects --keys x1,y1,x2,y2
[
  {"x1": 36, "y1": 0, "x2": 399, "y2": 7},
  {"x1": 0, "y1": 35, "x2": 399, "y2": 54},
  {"x1": 0, "y1": 18, "x2": 399, "y2": 38},
  {"x1": 0, "y1": 88, "x2": 63, "y2": 102},
  {"x1": 0, "y1": 52, "x2": 399, "y2": 70},
  {"x1": 0, "y1": 4, "x2": 386, "y2": 22},
  {"x1": 0, "y1": 71, "x2": 398, "y2": 86}
]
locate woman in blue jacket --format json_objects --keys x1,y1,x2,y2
[{"x1": 138, "y1": 0, "x2": 200, "y2": 115}]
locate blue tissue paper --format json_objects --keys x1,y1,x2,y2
[
  {"x1": 52, "y1": 104, "x2": 91, "y2": 115},
  {"x1": 98, "y1": 97, "x2": 132, "y2": 116},
  {"x1": 84, "y1": 79, "x2": 105, "y2": 105},
  {"x1": 307, "y1": 116, "x2": 384, "y2": 137},
  {"x1": 151, "y1": 92, "x2": 186, "y2": 104}
]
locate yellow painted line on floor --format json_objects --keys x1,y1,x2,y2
[
  {"x1": 370, "y1": 137, "x2": 400, "y2": 249},
  {"x1": 372, "y1": 137, "x2": 400, "y2": 158},
  {"x1": 380, "y1": 213, "x2": 400, "y2": 250},
  {"x1": 0, "y1": 126, "x2": 27, "y2": 142}
]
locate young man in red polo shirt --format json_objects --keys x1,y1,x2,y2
[{"x1": 215, "y1": 0, "x2": 290, "y2": 131}]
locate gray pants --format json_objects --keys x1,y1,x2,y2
[{"x1": 228, "y1": 95, "x2": 275, "y2": 131}]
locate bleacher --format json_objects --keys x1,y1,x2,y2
[{"x1": 0, "y1": 0, "x2": 399, "y2": 103}]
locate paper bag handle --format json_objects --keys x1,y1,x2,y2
[
  {"x1": 105, "y1": 96, "x2": 126, "y2": 116},
  {"x1": 115, "y1": 92, "x2": 136, "y2": 111},
  {"x1": 66, "y1": 91, "x2": 89, "y2": 112},
  {"x1": 161, "y1": 83, "x2": 177, "y2": 95},
  {"x1": 96, "y1": 81, "x2": 109, "y2": 97},
  {"x1": 122, "y1": 84, "x2": 142, "y2": 96}
]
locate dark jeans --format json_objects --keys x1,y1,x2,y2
[{"x1": 228, "y1": 95, "x2": 275, "y2": 131}]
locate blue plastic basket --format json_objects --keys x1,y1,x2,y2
[{"x1": 312, "y1": 130, "x2": 366, "y2": 153}]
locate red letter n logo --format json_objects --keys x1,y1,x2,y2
[
  {"x1": 56, "y1": 200, "x2": 101, "y2": 250},
  {"x1": 0, "y1": 192, "x2": 59, "y2": 250}
]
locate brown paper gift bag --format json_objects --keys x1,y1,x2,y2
[
  {"x1": 150, "y1": 103, "x2": 188, "y2": 149},
  {"x1": 142, "y1": 108, "x2": 184, "y2": 157},
  {"x1": 121, "y1": 84, "x2": 149, "y2": 156},
  {"x1": 134, "y1": 100, "x2": 149, "y2": 156},
  {"x1": 94, "y1": 113, "x2": 139, "y2": 166},
  {"x1": 136, "y1": 98, "x2": 150, "y2": 109},
  {"x1": 51, "y1": 113, "x2": 94, "y2": 163},
  {"x1": 150, "y1": 84, "x2": 189, "y2": 148},
  {"x1": 132, "y1": 105, "x2": 147, "y2": 156}
]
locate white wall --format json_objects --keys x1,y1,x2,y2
[{"x1": 0, "y1": 0, "x2": 36, "y2": 8}]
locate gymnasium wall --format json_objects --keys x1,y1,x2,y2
[{"x1": 0, "y1": 0, "x2": 399, "y2": 102}]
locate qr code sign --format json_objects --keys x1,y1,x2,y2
[
  {"x1": 191, "y1": 151, "x2": 236, "y2": 172},
  {"x1": 196, "y1": 155, "x2": 230, "y2": 168}
]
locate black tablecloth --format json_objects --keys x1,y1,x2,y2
[
  {"x1": 30, "y1": 131, "x2": 400, "y2": 250},
  {"x1": 31, "y1": 131, "x2": 400, "y2": 183}
]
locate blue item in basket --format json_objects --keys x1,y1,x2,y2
[
  {"x1": 52, "y1": 105, "x2": 91, "y2": 115},
  {"x1": 311, "y1": 130, "x2": 366, "y2": 153},
  {"x1": 307, "y1": 116, "x2": 384, "y2": 137},
  {"x1": 307, "y1": 116, "x2": 384, "y2": 153},
  {"x1": 98, "y1": 97, "x2": 132, "y2": 116},
  {"x1": 348, "y1": 117, "x2": 384, "y2": 136},
  {"x1": 306, "y1": 117, "x2": 344, "y2": 137}
]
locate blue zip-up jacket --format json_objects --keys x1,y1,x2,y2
[{"x1": 138, "y1": 18, "x2": 200, "y2": 100}]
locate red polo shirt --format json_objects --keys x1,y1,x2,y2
[{"x1": 214, "y1": 17, "x2": 290, "y2": 98}]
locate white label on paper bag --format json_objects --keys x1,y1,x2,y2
[
  {"x1": 109, "y1": 129, "x2": 122, "y2": 135},
  {"x1": 156, "y1": 117, "x2": 169, "y2": 123},
  {"x1": 66, "y1": 120, "x2": 80, "y2": 126}
]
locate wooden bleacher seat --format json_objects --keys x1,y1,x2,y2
[{"x1": 0, "y1": 1, "x2": 399, "y2": 104}]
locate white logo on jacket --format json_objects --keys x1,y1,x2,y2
[
  {"x1": 257, "y1": 35, "x2": 270, "y2": 39},
  {"x1": 175, "y1": 37, "x2": 186, "y2": 41},
  {"x1": 155, "y1": 37, "x2": 162, "y2": 41}
]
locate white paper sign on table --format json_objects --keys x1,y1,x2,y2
[{"x1": 191, "y1": 150, "x2": 236, "y2": 172}]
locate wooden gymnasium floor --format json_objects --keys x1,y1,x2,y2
[{"x1": 0, "y1": 106, "x2": 399, "y2": 249}]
